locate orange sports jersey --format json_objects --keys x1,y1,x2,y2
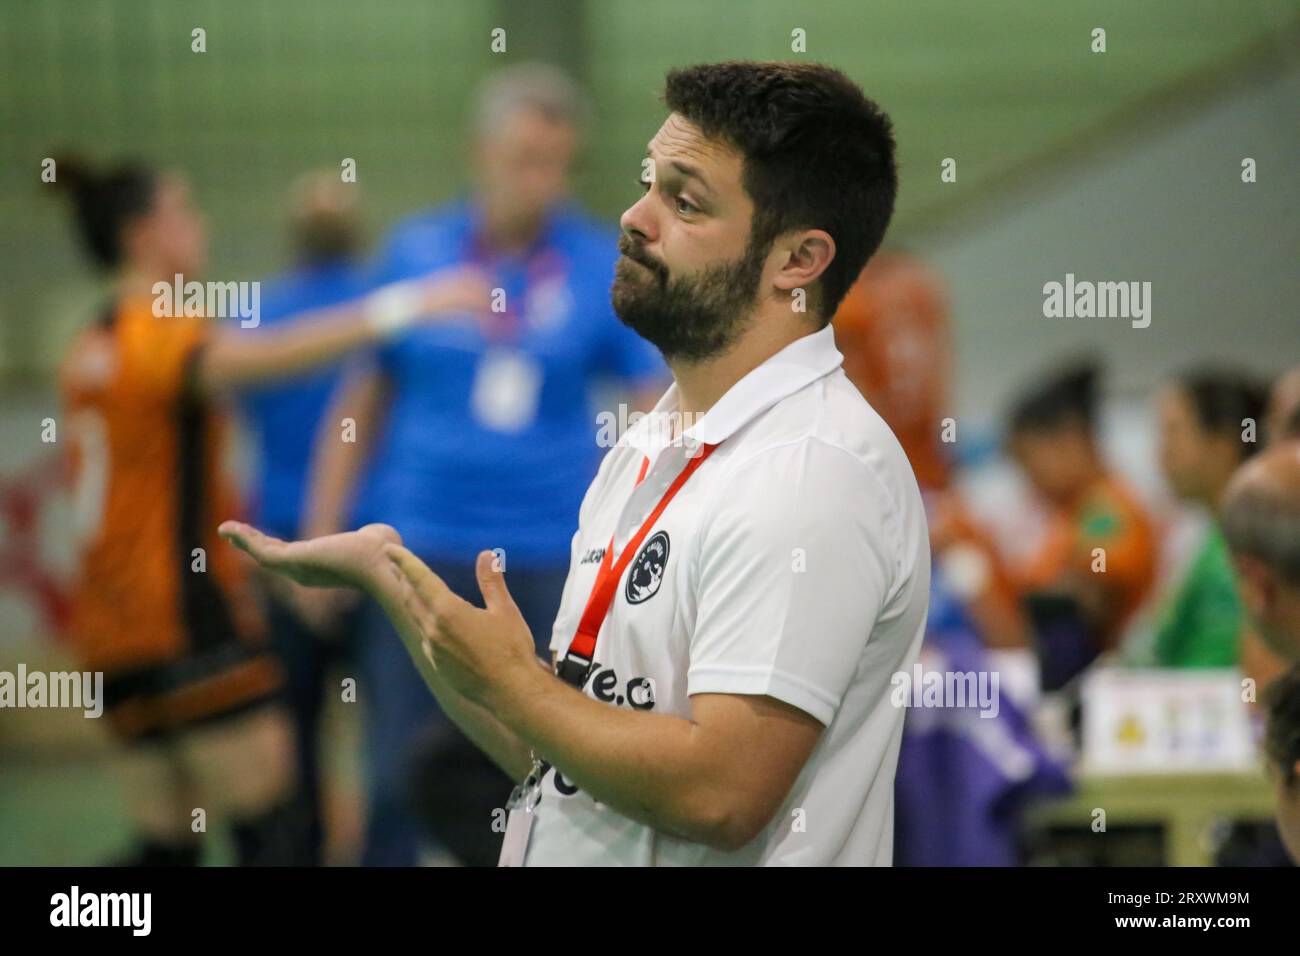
[
  {"x1": 59, "y1": 296, "x2": 268, "y2": 678},
  {"x1": 1018, "y1": 474, "x2": 1158, "y2": 649}
]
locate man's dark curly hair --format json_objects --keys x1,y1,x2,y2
[{"x1": 662, "y1": 61, "x2": 898, "y2": 323}]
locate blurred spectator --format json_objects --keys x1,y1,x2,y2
[
  {"x1": 304, "y1": 63, "x2": 665, "y2": 866},
  {"x1": 1150, "y1": 369, "x2": 1267, "y2": 668},
  {"x1": 1264, "y1": 663, "x2": 1300, "y2": 862},
  {"x1": 927, "y1": 491, "x2": 1031, "y2": 650},
  {"x1": 1221, "y1": 384, "x2": 1300, "y2": 869},
  {"x1": 238, "y1": 171, "x2": 372, "y2": 865},
  {"x1": 1221, "y1": 442, "x2": 1300, "y2": 662},
  {"x1": 833, "y1": 251, "x2": 952, "y2": 491},
  {"x1": 1006, "y1": 361, "x2": 1157, "y2": 664},
  {"x1": 834, "y1": 253, "x2": 1026, "y2": 648},
  {"x1": 1266, "y1": 366, "x2": 1300, "y2": 445},
  {"x1": 1240, "y1": 367, "x2": 1300, "y2": 685},
  {"x1": 835, "y1": 256, "x2": 1066, "y2": 863}
]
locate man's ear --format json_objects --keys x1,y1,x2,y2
[
  {"x1": 1232, "y1": 554, "x2": 1272, "y2": 617},
  {"x1": 772, "y1": 229, "x2": 835, "y2": 296}
]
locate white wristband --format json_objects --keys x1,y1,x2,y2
[{"x1": 364, "y1": 281, "x2": 424, "y2": 338}]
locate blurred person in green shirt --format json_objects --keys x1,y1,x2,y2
[{"x1": 1153, "y1": 368, "x2": 1268, "y2": 668}]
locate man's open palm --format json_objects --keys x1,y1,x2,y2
[{"x1": 218, "y1": 521, "x2": 401, "y2": 591}]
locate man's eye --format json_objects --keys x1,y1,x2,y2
[{"x1": 635, "y1": 176, "x2": 694, "y2": 214}]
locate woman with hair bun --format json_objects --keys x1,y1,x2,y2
[{"x1": 51, "y1": 155, "x2": 486, "y2": 865}]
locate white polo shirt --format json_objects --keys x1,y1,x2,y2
[{"x1": 526, "y1": 324, "x2": 930, "y2": 866}]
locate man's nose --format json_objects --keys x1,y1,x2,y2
[{"x1": 619, "y1": 192, "x2": 657, "y2": 246}]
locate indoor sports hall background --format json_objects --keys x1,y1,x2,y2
[{"x1": 1, "y1": 0, "x2": 1297, "y2": 865}]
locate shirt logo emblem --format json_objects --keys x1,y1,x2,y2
[{"x1": 626, "y1": 530, "x2": 670, "y2": 605}]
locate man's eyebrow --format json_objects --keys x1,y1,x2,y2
[{"x1": 644, "y1": 148, "x2": 715, "y2": 196}]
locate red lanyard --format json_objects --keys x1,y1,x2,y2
[
  {"x1": 555, "y1": 443, "x2": 718, "y2": 688},
  {"x1": 466, "y1": 230, "x2": 567, "y2": 345}
]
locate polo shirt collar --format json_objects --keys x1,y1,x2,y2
[{"x1": 625, "y1": 324, "x2": 843, "y2": 457}]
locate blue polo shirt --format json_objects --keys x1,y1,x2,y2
[
  {"x1": 240, "y1": 258, "x2": 372, "y2": 538},
  {"x1": 354, "y1": 198, "x2": 663, "y2": 568}
]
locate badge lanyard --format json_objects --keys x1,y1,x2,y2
[
  {"x1": 556, "y1": 443, "x2": 718, "y2": 687},
  {"x1": 465, "y1": 229, "x2": 566, "y2": 435},
  {"x1": 502, "y1": 443, "x2": 718, "y2": 838},
  {"x1": 465, "y1": 228, "x2": 567, "y2": 345}
]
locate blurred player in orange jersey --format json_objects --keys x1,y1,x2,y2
[
  {"x1": 51, "y1": 155, "x2": 489, "y2": 865},
  {"x1": 1006, "y1": 360, "x2": 1157, "y2": 662},
  {"x1": 834, "y1": 252, "x2": 1027, "y2": 647}
]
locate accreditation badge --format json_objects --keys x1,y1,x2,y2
[
  {"x1": 470, "y1": 349, "x2": 542, "y2": 433},
  {"x1": 498, "y1": 757, "x2": 545, "y2": 867}
]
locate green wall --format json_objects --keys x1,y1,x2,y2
[{"x1": 1, "y1": 0, "x2": 1293, "y2": 372}]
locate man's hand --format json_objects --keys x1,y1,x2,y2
[
  {"x1": 385, "y1": 546, "x2": 539, "y2": 706},
  {"x1": 218, "y1": 521, "x2": 401, "y2": 591},
  {"x1": 367, "y1": 267, "x2": 494, "y2": 334}
]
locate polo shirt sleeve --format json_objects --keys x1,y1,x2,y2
[
  {"x1": 548, "y1": 448, "x2": 619, "y2": 656},
  {"x1": 686, "y1": 438, "x2": 901, "y2": 725},
  {"x1": 549, "y1": 526, "x2": 585, "y2": 656}
]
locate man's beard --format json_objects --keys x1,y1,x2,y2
[{"x1": 610, "y1": 234, "x2": 767, "y2": 362}]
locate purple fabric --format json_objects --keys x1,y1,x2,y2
[{"x1": 894, "y1": 575, "x2": 1072, "y2": 866}]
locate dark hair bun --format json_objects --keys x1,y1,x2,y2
[
  {"x1": 47, "y1": 152, "x2": 94, "y2": 196},
  {"x1": 45, "y1": 152, "x2": 158, "y2": 270}
]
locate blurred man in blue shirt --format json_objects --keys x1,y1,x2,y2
[
  {"x1": 304, "y1": 64, "x2": 664, "y2": 865},
  {"x1": 239, "y1": 172, "x2": 372, "y2": 864}
]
